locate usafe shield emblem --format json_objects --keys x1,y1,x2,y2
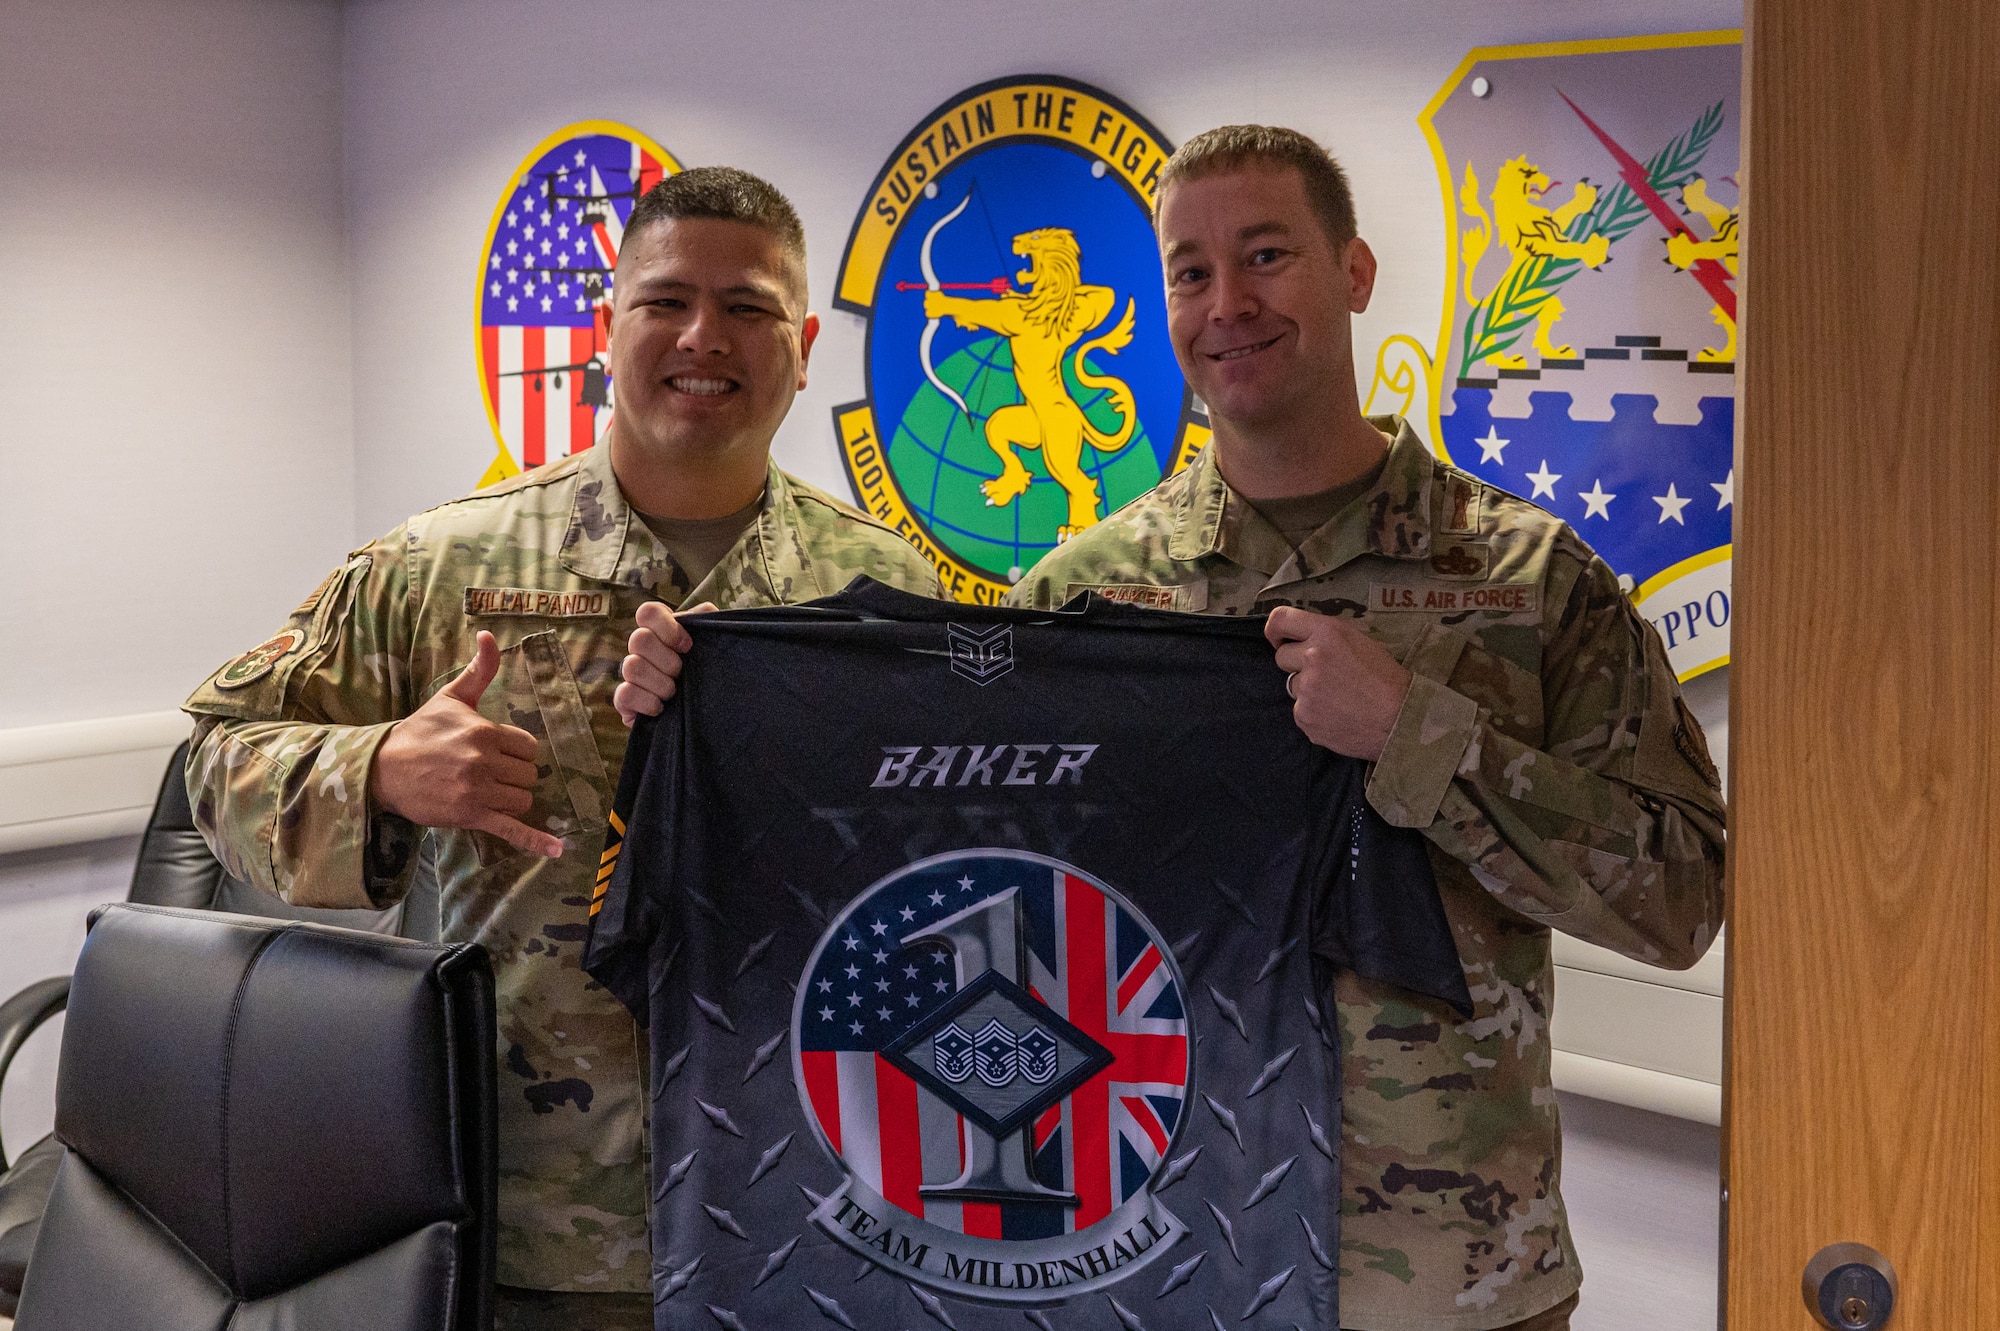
[
  {"x1": 1393, "y1": 33, "x2": 1740, "y2": 681},
  {"x1": 474, "y1": 121, "x2": 681, "y2": 487},
  {"x1": 792, "y1": 849, "x2": 1193, "y2": 1302},
  {"x1": 832, "y1": 77, "x2": 1208, "y2": 604}
]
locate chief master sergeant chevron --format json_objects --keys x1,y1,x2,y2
[
  {"x1": 182, "y1": 167, "x2": 941, "y2": 1330},
  {"x1": 1009, "y1": 127, "x2": 1727, "y2": 1330}
]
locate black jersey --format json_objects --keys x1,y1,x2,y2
[{"x1": 584, "y1": 580, "x2": 1470, "y2": 1330}]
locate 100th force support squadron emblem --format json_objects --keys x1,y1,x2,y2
[
  {"x1": 833, "y1": 77, "x2": 1208, "y2": 604},
  {"x1": 792, "y1": 850, "x2": 1192, "y2": 1302}
]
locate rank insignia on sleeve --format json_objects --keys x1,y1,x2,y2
[{"x1": 213, "y1": 629, "x2": 307, "y2": 690}]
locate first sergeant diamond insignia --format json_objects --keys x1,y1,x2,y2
[{"x1": 884, "y1": 971, "x2": 1112, "y2": 1141}]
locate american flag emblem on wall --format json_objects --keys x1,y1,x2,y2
[{"x1": 474, "y1": 120, "x2": 681, "y2": 487}]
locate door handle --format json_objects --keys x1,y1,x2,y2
[{"x1": 1803, "y1": 1243, "x2": 1896, "y2": 1329}]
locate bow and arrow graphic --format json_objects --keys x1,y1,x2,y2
[{"x1": 894, "y1": 182, "x2": 1016, "y2": 421}]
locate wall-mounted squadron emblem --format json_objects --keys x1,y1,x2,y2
[
  {"x1": 832, "y1": 77, "x2": 1208, "y2": 604},
  {"x1": 473, "y1": 121, "x2": 681, "y2": 487},
  {"x1": 792, "y1": 850, "x2": 1191, "y2": 1301},
  {"x1": 1378, "y1": 34, "x2": 1741, "y2": 681}
]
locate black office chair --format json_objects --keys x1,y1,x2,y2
[
  {"x1": 0, "y1": 740, "x2": 441, "y2": 1316},
  {"x1": 12, "y1": 903, "x2": 494, "y2": 1331}
]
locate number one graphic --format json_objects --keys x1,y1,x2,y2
[{"x1": 903, "y1": 888, "x2": 1079, "y2": 1206}]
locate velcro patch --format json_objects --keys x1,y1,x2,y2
[
  {"x1": 213, "y1": 629, "x2": 306, "y2": 690},
  {"x1": 463, "y1": 587, "x2": 610, "y2": 618},
  {"x1": 1066, "y1": 582, "x2": 1208, "y2": 612},
  {"x1": 1428, "y1": 541, "x2": 1490, "y2": 578},
  {"x1": 1370, "y1": 582, "x2": 1540, "y2": 616}
]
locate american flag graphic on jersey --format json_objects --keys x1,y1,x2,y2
[
  {"x1": 795, "y1": 850, "x2": 1189, "y2": 1244},
  {"x1": 477, "y1": 125, "x2": 679, "y2": 474}
]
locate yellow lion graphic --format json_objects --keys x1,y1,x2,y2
[
  {"x1": 924, "y1": 228, "x2": 1138, "y2": 541},
  {"x1": 1665, "y1": 176, "x2": 1740, "y2": 362},
  {"x1": 1459, "y1": 155, "x2": 1613, "y2": 369}
]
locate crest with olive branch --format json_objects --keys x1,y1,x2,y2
[{"x1": 1456, "y1": 100, "x2": 1725, "y2": 371}]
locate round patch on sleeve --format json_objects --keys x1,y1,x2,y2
[{"x1": 213, "y1": 629, "x2": 306, "y2": 690}]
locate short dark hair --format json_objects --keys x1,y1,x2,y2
[
  {"x1": 1154, "y1": 125, "x2": 1357, "y2": 248},
  {"x1": 621, "y1": 164, "x2": 808, "y2": 288}
]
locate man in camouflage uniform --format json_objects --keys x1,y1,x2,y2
[
  {"x1": 1008, "y1": 129, "x2": 1727, "y2": 1329},
  {"x1": 184, "y1": 167, "x2": 941, "y2": 1329}
]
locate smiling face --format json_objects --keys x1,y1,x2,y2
[
  {"x1": 1157, "y1": 163, "x2": 1375, "y2": 439},
  {"x1": 604, "y1": 215, "x2": 817, "y2": 479}
]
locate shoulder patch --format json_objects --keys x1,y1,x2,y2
[
  {"x1": 1673, "y1": 699, "x2": 1722, "y2": 790},
  {"x1": 213, "y1": 629, "x2": 308, "y2": 690}
]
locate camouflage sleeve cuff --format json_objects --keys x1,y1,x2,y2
[
  {"x1": 287, "y1": 720, "x2": 401, "y2": 910},
  {"x1": 1366, "y1": 674, "x2": 1481, "y2": 829}
]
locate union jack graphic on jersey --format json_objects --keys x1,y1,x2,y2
[
  {"x1": 795, "y1": 851, "x2": 1190, "y2": 1254},
  {"x1": 475, "y1": 123, "x2": 681, "y2": 484}
]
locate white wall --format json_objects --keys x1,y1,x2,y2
[
  {"x1": 341, "y1": 0, "x2": 1743, "y2": 536},
  {"x1": 0, "y1": 0, "x2": 351, "y2": 1161},
  {"x1": 0, "y1": 0, "x2": 353, "y2": 729}
]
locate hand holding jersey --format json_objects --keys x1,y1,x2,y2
[
  {"x1": 1266, "y1": 606, "x2": 1412, "y2": 761},
  {"x1": 612, "y1": 600, "x2": 711, "y2": 726}
]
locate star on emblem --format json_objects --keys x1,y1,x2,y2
[
  {"x1": 843, "y1": 964, "x2": 859, "y2": 979},
  {"x1": 874, "y1": 978, "x2": 891, "y2": 993},
  {"x1": 1526, "y1": 459, "x2": 1561, "y2": 501},
  {"x1": 903, "y1": 964, "x2": 919, "y2": 978},
  {"x1": 816, "y1": 978, "x2": 832, "y2": 993},
  {"x1": 1712, "y1": 470, "x2": 1734, "y2": 509},
  {"x1": 1477, "y1": 425, "x2": 1510, "y2": 464},
  {"x1": 928, "y1": 891, "x2": 945, "y2": 906},
  {"x1": 1654, "y1": 483, "x2": 1691, "y2": 525},
  {"x1": 876, "y1": 1007, "x2": 893, "y2": 1021},
  {"x1": 872, "y1": 949, "x2": 888, "y2": 965},
  {"x1": 1579, "y1": 479, "x2": 1616, "y2": 520},
  {"x1": 849, "y1": 1021, "x2": 864, "y2": 1035},
  {"x1": 898, "y1": 906, "x2": 916, "y2": 922},
  {"x1": 842, "y1": 935, "x2": 860, "y2": 951},
  {"x1": 818, "y1": 1007, "x2": 834, "y2": 1021},
  {"x1": 957, "y1": 876, "x2": 975, "y2": 893},
  {"x1": 869, "y1": 920, "x2": 888, "y2": 936},
  {"x1": 933, "y1": 978, "x2": 949, "y2": 993}
]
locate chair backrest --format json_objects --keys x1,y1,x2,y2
[
  {"x1": 12, "y1": 904, "x2": 495, "y2": 1331},
  {"x1": 140, "y1": 740, "x2": 439, "y2": 941}
]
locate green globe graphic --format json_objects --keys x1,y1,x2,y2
[{"x1": 887, "y1": 336, "x2": 1163, "y2": 582}]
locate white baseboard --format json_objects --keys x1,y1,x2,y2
[
  {"x1": 1552, "y1": 1049, "x2": 1722, "y2": 1126},
  {"x1": 0, "y1": 712, "x2": 190, "y2": 855},
  {"x1": 1550, "y1": 931, "x2": 1726, "y2": 1125}
]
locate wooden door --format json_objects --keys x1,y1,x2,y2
[{"x1": 1727, "y1": 0, "x2": 2000, "y2": 1325}]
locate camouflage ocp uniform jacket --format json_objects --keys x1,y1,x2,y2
[
  {"x1": 1007, "y1": 418, "x2": 1726, "y2": 1331},
  {"x1": 183, "y1": 443, "x2": 943, "y2": 1294}
]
